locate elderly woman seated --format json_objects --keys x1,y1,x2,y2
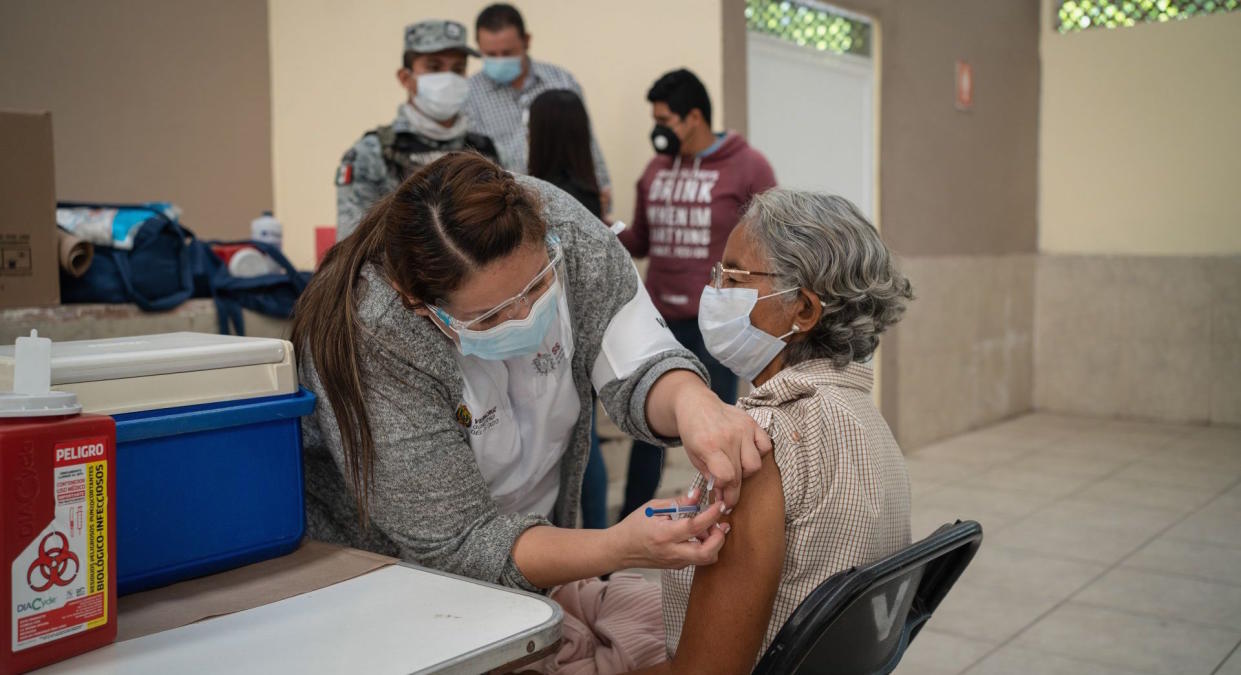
[{"x1": 539, "y1": 189, "x2": 915, "y2": 675}]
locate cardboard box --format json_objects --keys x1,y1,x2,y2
[{"x1": 0, "y1": 110, "x2": 59, "y2": 308}]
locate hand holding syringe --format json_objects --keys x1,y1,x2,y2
[{"x1": 645, "y1": 475, "x2": 716, "y2": 520}]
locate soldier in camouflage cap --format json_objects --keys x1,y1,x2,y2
[{"x1": 335, "y1": 19, "x2": 498, "y2": 241}]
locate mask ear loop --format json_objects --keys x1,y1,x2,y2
[{"x1": 423, "y1": 304, "x2": 461, "y2": 346}]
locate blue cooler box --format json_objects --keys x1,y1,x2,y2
[
  {"x1": 0, "y1": 332, "x2": 315, "y2": 595},
  {"x1": 113, "y1": 388, "x2": 315, "y2": 594}
]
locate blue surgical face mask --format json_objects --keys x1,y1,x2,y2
[
  {"x1": 434, "y1": 278, "x2": 561, "y2": 361},
  {"x1": 482, "y1": 56, "x2": 523, "y2": 85}
]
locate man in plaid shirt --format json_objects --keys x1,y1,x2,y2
[{"x1": 465, "y1": 3, "x2": 613, "y2": 215}]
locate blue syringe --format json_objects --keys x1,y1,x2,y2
[
  {"x1": 645, "y1": 474, "x2": 719, "y2": 518},
  {"x1": 644, "y1": 504, "x2": 700, "y2": 518}
]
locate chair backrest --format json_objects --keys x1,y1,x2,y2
[{"x1": 753, "y1": 520, "x2": 983, "y2": 675}]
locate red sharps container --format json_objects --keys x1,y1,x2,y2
[{"x1": 1, "y1": 331, "x2": 116, "y2": 673}]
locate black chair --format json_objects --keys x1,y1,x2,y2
[{"x1": 753, "y1": 520, "x2": 983, "y2": 675}]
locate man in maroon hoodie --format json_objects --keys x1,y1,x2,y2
[{"x1": 617, "y1": 68, "x2": 776, "y2": 521}]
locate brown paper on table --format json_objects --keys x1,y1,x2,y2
[
  {"x1": 57, "y1": 229, "x2": 94, "y2": 277},
  {"x1": 116, "y1": 540, "x2": 395, "y2": 642}
]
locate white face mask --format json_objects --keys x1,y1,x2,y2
[
  {"x1": 413, "y1": 72, "x2": 469, "y2": 121},
  {"x1": 698, "y1": 286, "x2": 799, "y2": 383}
]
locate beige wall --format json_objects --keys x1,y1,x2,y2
[
  {"x1": 818, "y1": 0, "x2": 1041, "y2": 447},
  {"x1": 893, "y1": 254, "x2": 1035, "y2": 449},
  {"x1": 1035, "y1": 255, "x2": 1241, "y2": 425},
  {"x1": 1039, "y1": 4, "x2": 1241, "y2": 255},
  {"x1": 269, "y1": 0, "x2": 725, "y2": 269},
  {"x1": 832, "y1": 0, "x2": 1041, "y2": 257},
  {"x1": 0, "y1": 0, "x2": 273, "y2": 240},
  {"x1": 1035, "y1": 7, "x2": 1241, "y2": 426}
]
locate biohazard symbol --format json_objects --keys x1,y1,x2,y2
[
  {"x1": 455, "y1": 403, "x2": 473, "y2": 428},
  {"x1": 27, "y1": 531, "x2": 79, "y2": 592}
]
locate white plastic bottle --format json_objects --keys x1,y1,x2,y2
[{"x1": 250, "y1": 211, "x2": 282, "y2": 249}]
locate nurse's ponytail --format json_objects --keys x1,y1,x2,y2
[{"x1": 291, "y1": 152, "x2": 547, "y2": 522}]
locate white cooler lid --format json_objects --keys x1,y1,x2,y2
[{"x1": 0, "y1": 332, "x2": 298, "y2": 415}]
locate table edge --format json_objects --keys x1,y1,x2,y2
[{"x1": 397, "y1": 562, "x2": 565, "y2": 675}]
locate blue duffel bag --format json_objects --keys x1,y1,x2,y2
[
  {"x1": 59, "y1": 202, "x2": 194, "y2": 312},
  {"x1": 190, "y1": 238, "x2": 312, "y2": 336},
  {"x1": 59, "y1": 202, "x2": 311, "y2": 335}
]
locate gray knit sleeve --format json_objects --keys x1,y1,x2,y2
[
  {"x1": 599, "y1": 353, "x2": 706, "y2": 446},
  {"x1": 320, "y1": 331, "x2": 549, "y2": 592}
]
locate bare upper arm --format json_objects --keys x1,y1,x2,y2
[{"x1": 662, "y1": 450, "x2": 786, "y2": 674}]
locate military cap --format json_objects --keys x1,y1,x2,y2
[{"x1": 404, "y1": 19, "x2": 479, "y2": 56}]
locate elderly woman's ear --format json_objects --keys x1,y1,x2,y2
[{"x1": 789, "y1": 289, "x2": 823, "y2": 342}]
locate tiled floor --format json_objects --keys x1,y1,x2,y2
[
  {"x1": 894, "y1": 414, "x2": 1241, "y2": 675},
  {"x1": 602, "y1": 413, "x2": 1241, "y2": 674}
]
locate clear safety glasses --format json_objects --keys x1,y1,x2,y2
[{"x1": 429, "y1": 236, "x2": 564, "y2": 332}]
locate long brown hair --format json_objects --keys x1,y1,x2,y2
[{"x1": 291, "y1": 152, "x2": 546, "y2": 520}]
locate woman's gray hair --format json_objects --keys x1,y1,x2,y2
[{"x1": 742, "y1": 189, "x2": 914, "y2": 369}]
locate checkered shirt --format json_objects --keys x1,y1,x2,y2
[
  {"x1": 661, "y1": 359, "x2": 913, "y2": 661},
  {"x1": 465, "y1": 59, "x2": 611, "y2": 188}
]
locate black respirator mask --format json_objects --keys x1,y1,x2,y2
[{"x1": 650, "y1": 125, "x2": 681, "y2": 156}]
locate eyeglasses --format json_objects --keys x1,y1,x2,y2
[
  {"x1": 431, "y1": 236, "x2": 563, "y2": 332},
  {"x1": 710, "y1": 261, "x2": 780, "y2": 290}
]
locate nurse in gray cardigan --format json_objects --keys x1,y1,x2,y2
[{"x1": 292, "y1": 152, "x2": 770, "y2": 592}]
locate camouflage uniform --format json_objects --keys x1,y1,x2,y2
[
  {"x1": 334, "y1": 112, "x2": 498, "y2": 240},
  {"x1": 334, "y1": 19, "x2": 499, "y2": 241}
]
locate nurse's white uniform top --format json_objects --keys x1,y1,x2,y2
[{"x1": 459, "y1": 263, "x2": 682, "y2": 516}]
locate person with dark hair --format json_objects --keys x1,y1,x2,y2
[
  {"x1": 466, "y1": 3, "x2": 614, "y2": 216},
  {"x1": 295, "y1": 152, "x2": 772, "y2": 595},
  {"x1": 526, "y1": 88, "x2": 610, "y2": 530},
  {"x1": 528, "y1": 89, "x2": 600, "y2": 217},
  {"x1": 617, "y1": 68, "x2": 777, "y2": 523},
  {"x1": 334, "y1": 19, "x2": 499, "y2": 241}
]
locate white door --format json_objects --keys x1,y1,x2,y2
[{"x1": 746, "y1": 27, "x2": 876, "y2": 218}]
